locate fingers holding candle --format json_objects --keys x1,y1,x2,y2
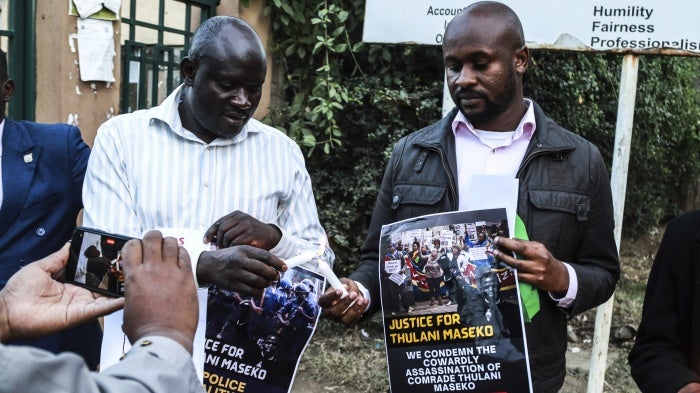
[
  {"x1": 283, "y1": 252, "x2": 348, "y2": 297},
  {"x1": 319, "y1": 278, "x2": 367, "y2": 325},
  {"x1": 281, "y1": 239, "x2": 347, "y2": 297},
  {"x1": 317, "y1": 259, "x2": 348, "y2": 298},
  {"x1": 340, "y1": 298, "x2": 358, "y2": 315}
]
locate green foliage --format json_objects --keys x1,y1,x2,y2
[
  {"x1": 264, "y1": 0, "x2": 443, "y2": 274},
  {"x1": 527, "y1": 51, "x2": 700, "y2": 233},
  {"x1": 265, "y1": 0, "x2": 358, "y2": 154},
  {"x1": 262, "y1": 0, "x2": 700, "y2": 272}
]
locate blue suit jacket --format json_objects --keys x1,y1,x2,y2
[{"x1": 0, "y1": 119, "x2": 102, "y2": 369}]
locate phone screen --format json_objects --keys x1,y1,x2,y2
[{"x1": 65, "y1": 227, "x2": 133, "y2": 297}]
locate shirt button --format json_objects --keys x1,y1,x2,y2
[
  {"x1": 140, "y1": 340, "x2": 152, "y2": 347},
  {"x1": 203, "y1": 181, "x2": 209, "y2": 187},
  {"x1": 392, "y1": 195, "x2": 399, "y2": 204}
]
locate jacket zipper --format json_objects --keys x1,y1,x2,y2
[
  {"x1": 516, "y1": 144, "x2": 574, "y2": 178},
  {"x1": 428, "y1": 145, "x2": 458, "y2": 209}
]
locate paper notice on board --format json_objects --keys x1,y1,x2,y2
[
  {"x1": 71, "y1": 0, "x2": 121, "y2": 20},
  {"x1": 77, "y1": 18, "x2": 115, "y2": 82}
]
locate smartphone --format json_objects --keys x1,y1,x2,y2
[{"x1": 65, "y1": 227, "x2": 134, "y2": 297}]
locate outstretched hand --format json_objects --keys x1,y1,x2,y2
[
  {"x1": 318, "y1": 278, "x2": 368, "y2": 326},
  {"x1": 0, "y1": 243, "x2": 125, "y2": 342}
]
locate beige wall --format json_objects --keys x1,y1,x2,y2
[
  {"x1": 237, "y1": 0, "x2": 273, "y2": 120},
  {"x1": 35, "y1": 2, "x2": 122, "y2": 146},
  {"x1": 35, "y1": 0, "x2": 271, "y2": 147}
]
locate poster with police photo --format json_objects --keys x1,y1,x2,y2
[
  {"x1": 204, "y1": 266, "x2": 324, "y2": 393},
  {"x1": 379, "y1": 208, "x2": 532, "y2": 393}
]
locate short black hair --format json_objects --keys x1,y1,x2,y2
[
  {"x1": 188, "y1": 16, "x2": 263, "y2": 63},
  {"x1": 446, "y1": 1, "x2": 525, "y2": 51}
]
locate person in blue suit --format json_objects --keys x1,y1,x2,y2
[{"x1": 0, "y1": 48, "x2": 102, "y2": 369}]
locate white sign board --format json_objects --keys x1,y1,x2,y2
[{"x1": 363, "y1": 0, "x2": 700, "y2": 54}]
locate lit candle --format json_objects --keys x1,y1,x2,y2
[
  {"x1": 283, "y1": 250, "x2": 319, "y2": 269},
  {"x1": 317, "y1": 259, "x2": 348, "y2": 298}
]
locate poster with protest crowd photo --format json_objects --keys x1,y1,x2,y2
[
  {"x1": 204, "y1": 266, "x2": 324, "y2": 393},
  {"x1": 379, "y1": 208, "x2": 532, "y2": 393},
  {"x1": 100, "y1": 228, "x2": 324, "y2": 393}
]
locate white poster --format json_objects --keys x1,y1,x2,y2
[{"x1": 364, "y1": 0, "x2": 700, "y2": 54}]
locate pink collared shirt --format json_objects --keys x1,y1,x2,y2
[
  {"x1": 451, "y1": 100, "x2": 535, "y2": 210},
  {"x1": 452, "y1": 100, "x2": 578, "y2": 308}
]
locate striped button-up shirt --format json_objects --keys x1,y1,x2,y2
[{"x1": 83, "y1": 85, "x2": 332, "y2": 266}]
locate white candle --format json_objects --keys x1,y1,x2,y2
[
  {"x1": 317, "y1": 259, "x2": 348, "y2": 298},
  {"x1": 283, "y1": 250, "x2": 318, "y2": 269}
]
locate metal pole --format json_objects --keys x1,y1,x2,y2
[
  {"x1": 587, "y1": 53, "x2": 639, "y2": 393},
  {"x1": 442, "y1": 71, "x2": 456, "y2": 117}
]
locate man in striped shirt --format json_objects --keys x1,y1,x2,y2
[{"x1": 83, "y1": 16, "x2": 332, "y2": 297}]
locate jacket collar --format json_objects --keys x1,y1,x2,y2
[
  {"x1": 527, "y1": 100, "x2": 577, "y2": 154},
  {"x1": 411, "y1": 107, "x2": 458, "y2": 148},
  {"x1": 408, "y1": 100, "x2": 578, "y2": 198},
  {"x1": 412, "y1": 100, "x2": 577, "y2": 152}
]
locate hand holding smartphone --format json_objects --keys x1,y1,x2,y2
[{"x1": 65, "y1": 227, "x2": 133, "y2": 297}]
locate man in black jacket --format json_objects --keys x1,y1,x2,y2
[
  {"x1": 628, "y1": 210, "x2": 700, "y2": 393},
  {"x1": 319, "y1": 2, "x2": 619, "y2": 392}
]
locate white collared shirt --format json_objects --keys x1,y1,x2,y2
[{"x1": 82, "y1": 85, "x2": 333, "y2": 266}]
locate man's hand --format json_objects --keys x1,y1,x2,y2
[
  {"x1": 492, "y1": 237, "x2": 570, "y2": 295},
  {"x1": 197, "y1": 245, "x2": 285, "y2": 298},
  {"x1": 0, "y1": 244, "x2": 125, "y2": 342},
  {"x1": 318, "y1": 278, "x2": 369, "y2": 325},
  {"x1": 121, "y1": 231, "x2": 198, "y2": 354},
  {"x1": 204, "y1": 211, "x2": 282, "y2": 250}
]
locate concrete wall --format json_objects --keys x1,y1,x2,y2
[{"x1": 34, "y1": 0, "x2": 272, "y2": 147}]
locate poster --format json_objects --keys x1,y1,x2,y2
[
  {"x1": 203, "y1": 266, "x2": 324, "y2": 393},
  {"x1": 379, "y1": 208, "x2": 532, "y2": 393},
  {"x1": 101, "y1": 228, "x2": 324, "y2": 392}
]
